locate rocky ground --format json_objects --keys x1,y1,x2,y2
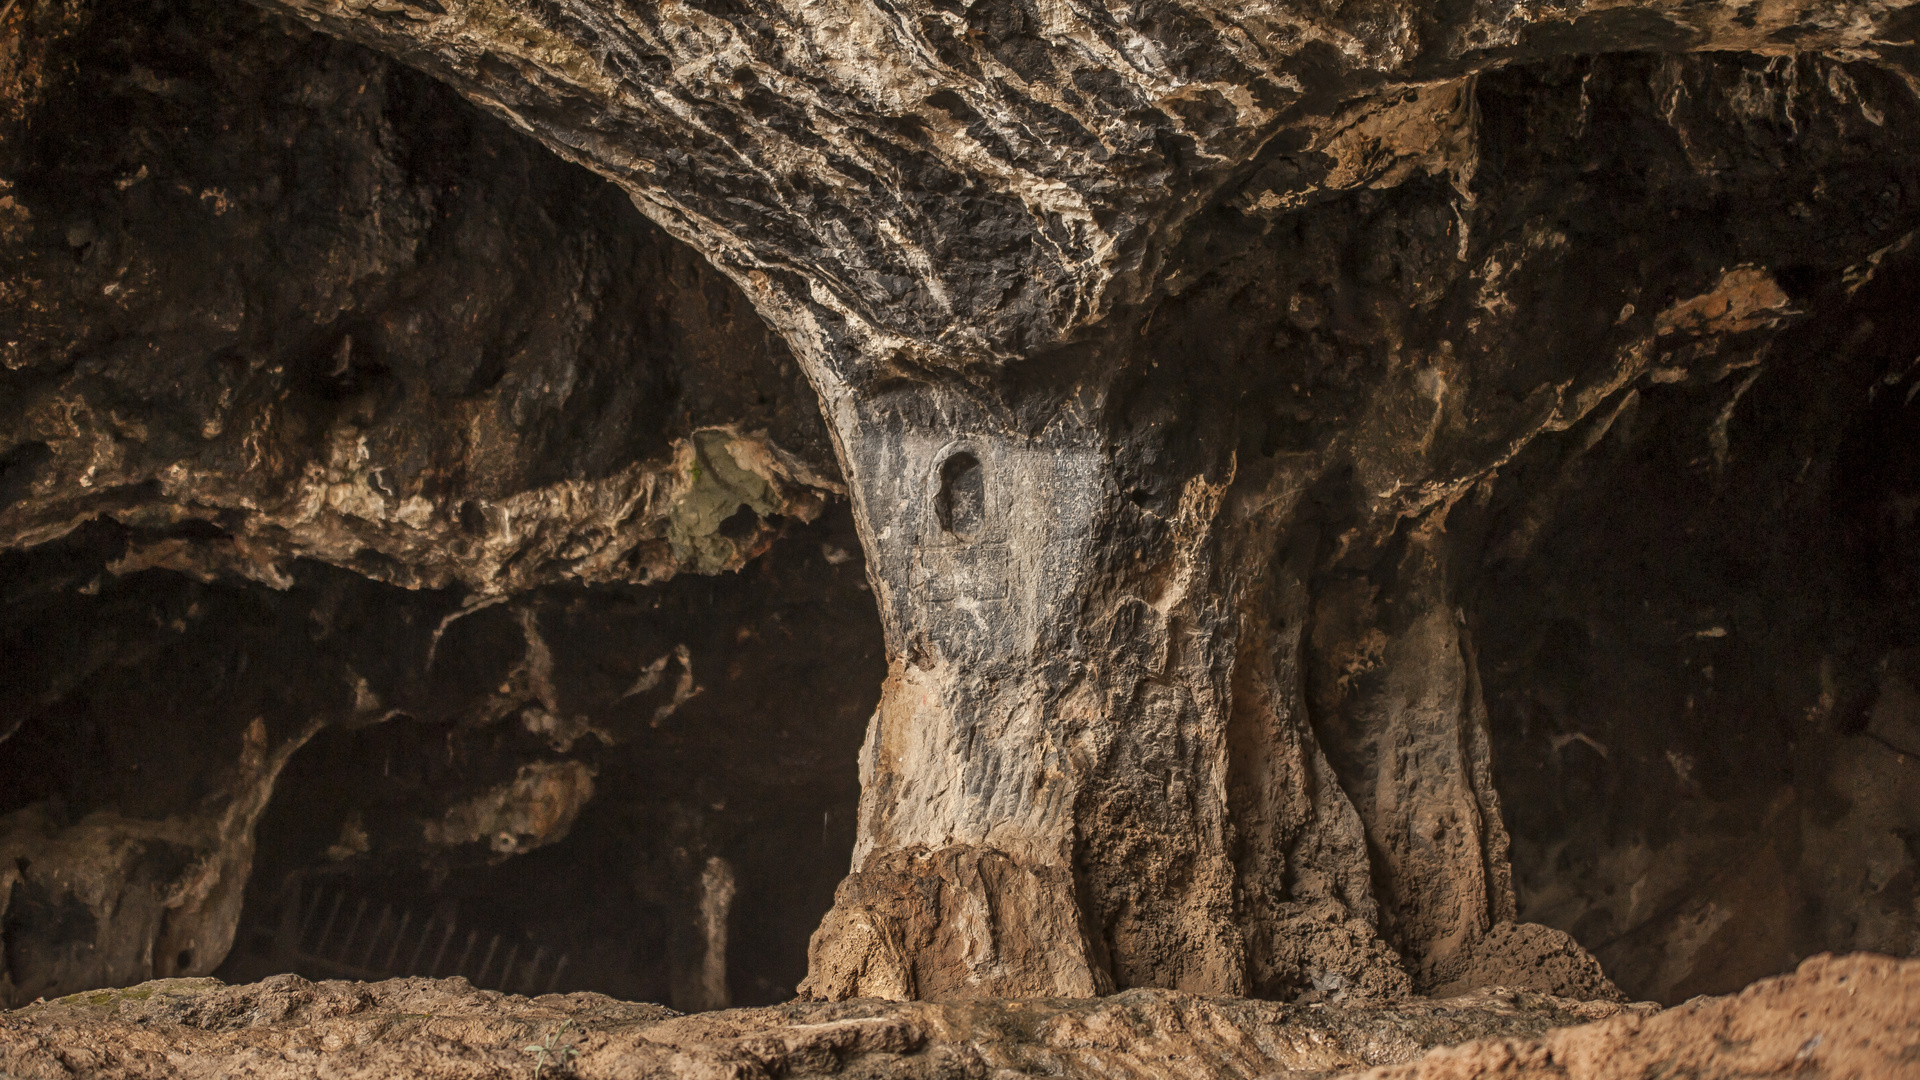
[{"x1": 0, "y1": 953, "x2": 1912, "y2": 1079}]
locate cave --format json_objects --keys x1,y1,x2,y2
[{"x1": 0, "y1": 0, "x2": 1917, "y2": 1075}]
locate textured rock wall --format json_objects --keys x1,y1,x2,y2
[
  {"x1": 204, "y1": 0, "x2": 1920, "y2": 379},
  {"x1": 1464, "y1": 200, "x2": 1920, "y2": 1002},
  {"x1": 0, "y1": 0, "x2": 882, "y2": 1008},
  {"x1": 0, "y1": 0, "x2": 838, "y2": 590},
  {"x1": 790, "y1": 43, "x2": 1920, "y2": 1001},
  {"x1": 2, "y1": 0, "x2": 1919, "y2": 1016}
]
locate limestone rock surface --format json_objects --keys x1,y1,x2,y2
[
  {"x1": 0, "y1": 0, "x2": 840, "y2": 594},
  {"x1": 0, "y1": 0, "x2": 877, "y2": 1010},
  {"x1": 0, "y1": 972, "x2": 1650, "y2": 1079},
  {"x1": 4, "y1": 0, "x2": 1920, "y2": 1029},
  {"x1": 1350, "y1": 953, "x2": 1920, "y2": 1080},
  {"x1": 3, "y1": 953, "x2": 1915, "y2": 1079}
]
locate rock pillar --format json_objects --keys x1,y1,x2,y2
[{"x1": 798, "y1": 404, "x2": 1414, "y2": 1000}]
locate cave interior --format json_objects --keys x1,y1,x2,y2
[{"x1": 0, "y1": 0, "x2": 1917, "y2": 1028}]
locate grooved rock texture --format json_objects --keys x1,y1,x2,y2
[
  {"x1": 215, "y1": 0, "x2": 1920, "y2": 377},
  {"x1": 0, "y1": 0, "x2": 838, "y2": 592},
  {"x1": 0, "y1": 0, "x2": 882, "y2": 1010},
  {"x1": 2, "y1": 954, "x2": 1916, "y2": 1079}
]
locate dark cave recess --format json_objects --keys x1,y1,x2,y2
[
  {"x1": 1461, "y1": 234, "x2": 1920, "y2": 1003},
  {"x1": 0, "y1": 507, "x2": 883, "y2": 1009},
  {"x1": 220, "y1": 504, "x2": 883, "y2": 1009}
]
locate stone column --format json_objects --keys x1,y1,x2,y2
[{"x1": 798, "y1": 400, "x2": 1410, "y2": 1000}]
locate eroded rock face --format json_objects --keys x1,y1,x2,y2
[
  {"x1": 0, "y1": 719, "x2": 310, "y2": 1007},
  {"x1": 2, "y1": 0, "x2": 1920, "y2": 1023},
  {"x1": 0, "y1": 505, "x2": 885, "y2": 1008},
  {"x1": 0, "y1": 0, "x2": 838, "y2": 592},
  {"x1": 203, "y1": 0, "x2": 1920, "y2": 380},
  {"x1": 1465, "y1": 210, "x2": 1920, "y2": 1002},
  {"x1": 798, "y1": 47, "x2": 1920, "y2": 1001},
  {"x1": 0, "y1": 0, "x2": 883, "y2": 1008}
]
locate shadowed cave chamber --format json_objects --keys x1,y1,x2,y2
[
  {"x1": 1, "y1": 512, "x2": 884, "y2": 1010},
  {"x1": 0, "y1": 0, "x2": 1916, "y2": 1020}
]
